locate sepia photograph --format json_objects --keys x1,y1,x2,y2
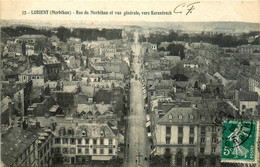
[{"x1": 0, "y1": 0, "x2": 260, "y2": 167}]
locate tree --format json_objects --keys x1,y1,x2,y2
[
  {"x1": 158, "y1": 47, "x2": 166, "y2": 51},
  {"x1": 56, "y1": 26, "x2": 71, "y2": 42},
  {"x1": 151, "y1": 153, "x2": 172, "y2": 167},
  {"x1": 108, "y1": 156, "x2": 123, "y2": 167},
  {"x1": 166, "y1": 44, "x2": 185, "y2": 60}
]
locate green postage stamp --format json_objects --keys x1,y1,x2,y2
[{"x1": 221, "y1": 120, "x2": 259, "y2": 164}]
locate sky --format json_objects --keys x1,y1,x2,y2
[{"x1": 0, "y1": 0, "x2": 260, "y2": 23}]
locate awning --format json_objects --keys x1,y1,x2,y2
[
  {"x1": 150, "y1": 148, "x2": 157, "y2": 154},
  {"x1": 146, "y1": 115, "x2": 150, "y2": 121},
  {"x1": 50, "y1": 105, "x2": 60, "y2": 113},
  {"x1": 146, "y1": 121, "x2": 150, "y2": 127},
  {"x1": 92, "y1": 156, "x2": 113, "y2": 161}
]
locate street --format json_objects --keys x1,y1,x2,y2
[{"x1": 125, "y1": 32, "x2": 150, "y2": 167}]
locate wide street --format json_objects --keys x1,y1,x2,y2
[{"x1": 125, "y1": 33, "x2": 149, "y2": 167}]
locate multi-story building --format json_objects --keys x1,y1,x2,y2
[
  {"x1": 51, "y1": 120, "x2": 119, "y2": 165},
  {"x1": 235, "y1": 91, "x2": 259, "y2": 115},
  {"x1": 249, "y1": 74, "x2": 260, "y2": 96},
  {"x1": 237, "y1": 44, "x2": 260, "y2": 54},
  {"x1": 1, "y1": 126, "x2": 53, "y2": 167},
  {"x1": 148, "y1": 80, "x2": 176, "y2": 106},
  {"x1": 152, "y1": 104, "x2": 222, "y2": 167},
  {"x1": 37, "y1": 129, "x2": 54, "y2": 167},
  {"x1": 19, "y1": 66, "x2": 46, "y2": 87},
  {"x1": 42, "y1": 54, "x2": 61, "y2": 81}
]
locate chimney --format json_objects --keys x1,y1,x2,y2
[
  {"x1": 158, "y1": 112, "x2": 165, "y2": 119},
  {"x1": 8, "y1": 101, "x2": 14, "y2": 126},
  {"x1": 36, "y1": 121, "x2": 41, "y2": 128}
]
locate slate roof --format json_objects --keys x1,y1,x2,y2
[
  {"x1": 75, "y1": 123, "x2": 117, "y2": 138},
  {"x1": 239, "y1": 91, "x2": 258, "y2": 101},
  {"x1": 27, "y1": 116, "x2": 117, "y2": 138},
  {"x1": 157, "y1": 107, "x2": 196, "y2": 124},
  {"x1": 80, "y1": 85, "x2": 94, "y2": 97},
  {"x1": 77, "y1": 103, "x2": 114, "y2": 115},
  {"x1": 21, "y1": 66, "x2": 44, "y2": 75},
  {"x1": 1, "y1": 126, "x2": 42, "y2": 166}
]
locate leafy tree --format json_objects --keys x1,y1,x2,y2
[
  {"x1": 166, "y1": 44, "x2": 185, "y2": 60},
  {"x1": 56, "y1": 26, "x2": 71, "y2": 42},
  {"x1": 108, "y1": 156, "x2": 123, "y2": 167},
  {"x1": 158, "y1": 47, "x2": 166, "y2": 51},
  {"x1": 151, "y1": 152, "x2": 172, "y2": 167}
]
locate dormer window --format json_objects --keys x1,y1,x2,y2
[
  {"x1": 200, "y1": 115, "x2": 205, "y2": 121},
  {"x1": 178, "y1": 114, "x2": 183, "y2": 120},
  {"x1": 168, "y1": 114, "x2": 173, "y2": 120},
  {"x1": 100, "y1": 131, "x2": 104, "y2": 137},
  {"x1": 82, "y1": 130, "x2": 86, "y2": 137},
  {"x1": 190, "y1": 115, "x2": 194, "y2": 120}
]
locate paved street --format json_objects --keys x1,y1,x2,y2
[{"x1": 125, "y1": 33, "x2": 149, "y2": 167}]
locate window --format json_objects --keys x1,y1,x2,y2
[
  {"x1": 78, "y1": 148, "x2": 82, "y2": 154},
  {"x1": 93, "y1": 139, "x2": 97, "y2": 145},
  {"x1": 151, "y1": 91, "x2": 154, "y2": 96},
  {"x1": 166, "y1": 126, "x2": 171, "y2": 134},
  {"x1": 201, "y1": 137, "x2": 205, "y2": 144},
  {"x1": 212, "y1": 137, "x2": 217, "y2": 143},
  {"x1": 85, "y1": 148, "x2": 89, "y2": 154},
  {"x1": 242, "y1": 105, "x2": 246, "y2": 109},
  {"x1": 62, "y1": 148, "x2": 68, "y2": 154},
  {"x1": 189, "y1": 115, "x2": 194, "y2": 120},
  {"x1": 201, "y1": 126, "x2": 206, "y2": 135},
  {"x1": 176, "y1": 157, "x2": 182, "y2": 166},
  {"x1": 210, "y1": 158, "x2": 216, "y2": 166},
  {"x1": 78, "y1": 139, "x2": 82, "y2": 144},
  {"x1": 211, "y1": 147, "x2": 216, "y2": 153},
  {"x1": 200, "y1": 115, "x2": 205, "y2": 120},
  {"x1": 189, "y1": 137, "x2": 194, "y2": 144},
  {"x1": 168, "y1": 114, "x2": 173, "y2": 120},
  {"x1": 109, "y1": 149, "x2": 113, "y2": 154},
  {"x1": 100, "y1": 149, "x2": 104, "y2": 154},
  {"x1": 212, "y1": 126, "x2": 216, "y2": 132},
  {"x1": 70, "y1": 148, "x2": 75, "y2": 154},
  {"x1": 109, "y1": 139, "x2": 113, "y2": 145},
  {"x1": 178, "y1": 126, "x2": 183, "y2": 135},
  {"x1": 199, "y1": 158, "x2": 205, "y2": 166},
  {"x1": 178, "y1": 114, "x2": 183, "y2": 120},
  {"x1": 93, "y1": 149, "x2": 97, "y2": 154},
  {"x1": 55, "y1": 138, "x2": 61, "y2": 144},
  {"x1": 70, "y1": 138, "x2": 75, "y2": 145},
  {"x1": 85, "y1": 138, "x2": 89, "y2": 144},
  {"x1": 166, "y1": 137, "x2": 170, "y2": 144},
  {"x1": 200, "y1": 147, "x2": 205, "y2": 154},
  {"x1": 178, "y1": 137, "x2": 183, "y2": 144},
  {"x1": 55, "y1": 148, "x2": 61, "y2": 153},
  {"x1": 190, "y1": 127, "x2": 194, "y2": 134},
  {"x1": 100, "y1": 139, "x2": 104, "y2": 145},
  {"x1": 63, "y1": 138, "x2": 68, "y2": 144}
]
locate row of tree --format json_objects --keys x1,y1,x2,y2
[
  {"x1": 55, "y1": 27, "x2": 122, "y2": 42},
  {"x1": 140, "y1": 31, "x2": 260, "y2": 47},
  {"x1": 1, "y1": 26, "x2": 122, "y2": 42}
]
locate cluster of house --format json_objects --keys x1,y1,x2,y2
[
  {"x1": 1, "y1": 33, "x2": 130, "y2": 166},
  {"x1": 142, "y1": 41, "x2": 260, "y2": 167}
]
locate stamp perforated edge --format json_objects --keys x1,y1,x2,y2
[{"x1": 221, "y1": 120, "x2": 259, "y2": 164}]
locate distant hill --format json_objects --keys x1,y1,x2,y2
[{"x1": 1, "y1": 19, "x2": 259, "y2": 33}]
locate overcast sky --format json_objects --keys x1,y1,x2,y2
[{"x1": 0, "y1": 0, "x2": 259, "y2": 23}]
